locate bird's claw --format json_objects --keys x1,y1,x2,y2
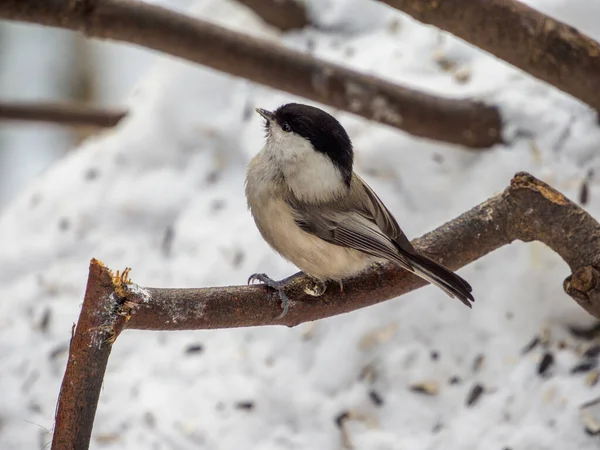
[
  {"x1": 248, "y1": 273, "x2": 290, "y2": 319},
  {"x1": 248, "y1": 273, "x2": 270, "y2": 286},
  {"x1": 303, "y1": 279, "x2": 327, "y2": 297}
]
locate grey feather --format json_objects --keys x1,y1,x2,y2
[
  {"x1": 290, "y1": 175, "x2": 415, "y2": 268},
  {"x1": 290, "y1": 174, "x2": 474, "y2": 306},
  {"x1": 293, "y1": 205, "x2": 415, "y2": 271},
  {"x1": 352, "y1": 174, "x2": 415, "y2": 254}
]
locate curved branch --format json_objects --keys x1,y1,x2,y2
[
  {"x1": 0, "y1": 0, "x2": 503, "y2": 149},
  {"x1": 379, "y1": 0, "x2": 600, "y2": 113},
  {"x1": 118, "y1": 172, "x2": 600, "y2": 330},
  {"x1": 51, "y1": 172, "x2": 600, "y2": 449},
  {"x1": 0, "y1": 101, "x2": 126, "y2": 128}
]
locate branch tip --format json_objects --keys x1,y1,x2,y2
[
  {"x1": 90, "y1": 257, "x2": 106, "y2": 268},
  {"x1": 569, "y1": 266, "x2": 597, "y2": 293},
  {"x1": 510, "y1": 172, "x2": 569, "y2": 205}
]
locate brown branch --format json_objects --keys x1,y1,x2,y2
[
  {"x1": 0, "y1": 0, "x2": 503, "y2": 149},
  {"x1": 237, "y1": 0, "x2": 309, "y2": 31},
  {"x1": 378, "y1": 0, "x2": 600, "y2": 113},
  {"x1": 0, "y1": 101, "x2": 126, "y2": 128},
  {"x1": 52, "y1": 172, "x2": 600, "y2": 448},
  {"x1": 52, "y1": 172, "x2": 600, "y2": 449},
  {"x1": 120, "y1": 172, "x2": 600, "y2": 330},
  {"x1": 52, "y1": 262, "x2": 131, "y2": 450}
]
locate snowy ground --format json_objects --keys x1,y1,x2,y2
[{"x1": 1, "y1": 0, "x2": 600, "y2": 448}]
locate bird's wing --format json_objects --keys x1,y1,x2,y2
[
  {"x1": 351, "y1": 174, "x2": 416, "y2": 254},
  {"x1": 290, "y1": 174, "x2": 474, "y2": 306},
  {"x1": 290, "y1": 181, "x2": 415, "y2": 271}
]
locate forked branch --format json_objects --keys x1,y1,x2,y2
[{"x1": 51, "y1": 172, "x2": 600, "y2": 449}]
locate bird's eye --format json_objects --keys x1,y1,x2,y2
[{"x1": 281, "y1": 122, "x2": 291, "y2": 132}]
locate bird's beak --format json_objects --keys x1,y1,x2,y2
[{"x1": 255, "y1": 108, "x2": 275, "y2": 121}]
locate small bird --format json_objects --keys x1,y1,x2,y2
[{"x1": 245, "y1": 103, "x2": 473, "y2": 317}]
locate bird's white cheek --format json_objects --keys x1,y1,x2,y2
[
  {"x1": 266, "y1": 126, "x2": 309, "y2": 162},
  {"x1": 287, "y1": 154, "x2": 346, "y2": 202},
  {"x1": 264, "y1": 127, "x2": 347, "y2": 202}
]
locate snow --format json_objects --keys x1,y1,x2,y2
[{"x1": 1, "y1": 0, "x2": 600, "y2": 448}]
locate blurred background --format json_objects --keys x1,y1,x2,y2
[
  {"x1": 4, "y1": 0, "x2": 600, "y2": 211},
  {"x1": 0, "y1": 0, "x2": 192, "y2": 209},
  {"x1": 2, "y1": 1, "x2": 600, "y2": 449}
]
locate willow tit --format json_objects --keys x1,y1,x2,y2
[{"x1": 246, "y1": 103, "x2": 473, "y2": 317}]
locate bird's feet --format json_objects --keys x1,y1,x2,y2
[
  {"x1": 248, "y1": 273, "x2": 338, "y2": 317},
  {"x1": 248, "y1": 273, "x2": 291, "y2": 319}
]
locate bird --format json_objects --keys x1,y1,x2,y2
[{"x1": 245, "y1": 102, "x2": 473, "y2": 318}]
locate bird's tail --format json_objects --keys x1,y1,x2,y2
[{"x1": 404, "y1": 252, "x2": 474, "y2": 307}]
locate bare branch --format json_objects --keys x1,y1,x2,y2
[
  {"x1": 51, "y1": 172, "x2": 600, "y2": 449},
  {"x1": 52, "y1": 262, "x2": 129, "y2": 450},
  {"x1": 0, "y1": 0, "x2": 503, "y2": 149},
  {"x1": 378, "y1": 0, "x2": 600, "y2": 113},
  {"x1": 118, "y1": 172, "x2": 600, "y2": 330},
  {"x1": 0, "y1": 101, "x2": 126, "y2": 128},
  {"x1": 237, "y1": 0, "x2": 309, "y2": 31}
]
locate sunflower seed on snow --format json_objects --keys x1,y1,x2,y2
[
  {"x1": 586, "y1": 370, "x2": 599, "y2": 387},
  {"x1": 472, "y1": 354, "x2": 485, "y2": 372},
  {"x1": 358, "y1": 322, "x2": 398, "y2": 350},
  {"x1": 537, "y1": 352, "x2": 554, "y2": 376},
  {"x1": 410, "y1": 381, "x2": 440, "y2": 396},
  {"x1": 580, "y1": 397, "x2": 600, "y2": 435},
  {"x1": 466, "y1": 384, "x2": 485, "y2": 407}
]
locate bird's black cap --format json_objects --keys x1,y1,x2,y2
[{"x1": 273, "y1": 103, "x2": 354, "y2": 186}]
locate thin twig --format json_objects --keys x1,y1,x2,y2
[
  {"x1": 378, "y1": 0, "x2": 600, "y2": 112},
  {"x1": 51, "y1": 172, "x2": 600, "y2": 448},
  {"x1": 0, "y1": 0, "x2": 503, "y2": 149},
  {"x1": 0, "y1": 101, "x2": 126, "y2": 128}
]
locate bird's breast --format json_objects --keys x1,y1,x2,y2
[{"x1": 247, "y1": 197, "x2": 369, "y2": 281}]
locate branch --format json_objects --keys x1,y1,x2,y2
[
  {"x1": 0, "y1": 0, "x2": 503, "y2": 149},
  {"x1": 236, "y1": 0, "x2": 309, "y2": 31},
  {"x1": 378, "y1": 0, "x2": 600, "y2": 113},
  {"x1": 119, "y1": 172, "x2": 600, "y2": 330},
  {"x1": 0, "y1": 101, "x2": 126, "y2": 128},
  {"x1": 52, "y1": 172, "x2": 600, "y2": 449},
  {"x1": 52, "y1": 263, "x2": 130, "y2": 450}
]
